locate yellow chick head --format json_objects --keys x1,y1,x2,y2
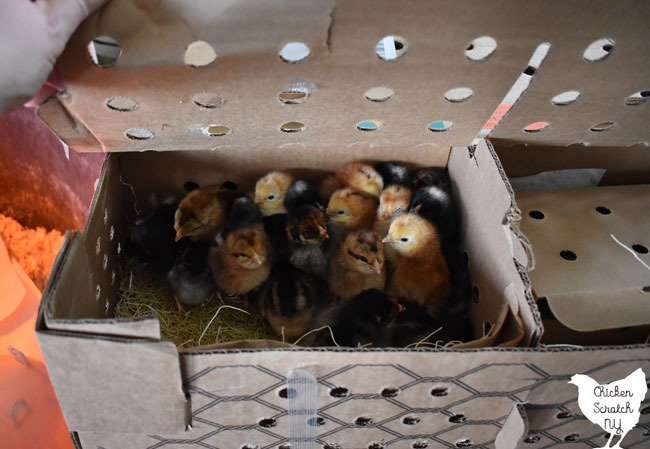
[{"x1": 254, "y1": 171, "x2": 293, "y2": 216}]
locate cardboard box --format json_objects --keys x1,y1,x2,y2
[{"x1": 33, "y1": 1, "x2": 650, "y2": 448}]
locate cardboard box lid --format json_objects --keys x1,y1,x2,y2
[
  {"x1": 516, "y1": 185, "x2": 650, "y2": 332},
  {"x1": 36, "y1": 0, "x2": 557, "y2": 154}
]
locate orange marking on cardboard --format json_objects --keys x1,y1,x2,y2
[{"x1": 482, "y1": 103, "x2": 513, "y2": 130}]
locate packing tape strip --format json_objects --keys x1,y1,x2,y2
[
  {"x1": 381, "y1": 36, "x2": 397, "y2": 60},
  {"x1": 288, "y1": 369, "x2": 318, "y2": 449}
]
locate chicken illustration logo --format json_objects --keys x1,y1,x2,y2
[{"x1": 568, "y1": 368, "x2": 647, "y2": 449}]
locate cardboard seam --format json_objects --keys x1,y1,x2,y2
[{"x1": 39, "y1": 230, "x2": 77, "y2": 327}]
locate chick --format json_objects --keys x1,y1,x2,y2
[
  {"x1": 375, "y1": 162, "x2": 412, "y2": 187},
  {"x1": 208, "y1": 225, "x2": 271, "y2": 295},
  {"x1": 328, "y1": 231, "x2": 385, "y2": 301},
  {"x1": 228, "y1": 196, "x2": 263, "y2": 230},
  {"x1": 410, "y1": 185, "x2": 459, "y2": 256},
  {"x1": 383, "y1": 214, "x2": 451, "y2": 316},
  {"x1": 254, "y1": 171, "x2": 294, "y2": 216},
  {"x1": 412, "y1": 167, "x2": 450, "y2": 191},
  {"x1": 127, "y1": 203, "x2": 179, "y2": 274},
  {"x1": 287, "y1": 205, "x2": 330, "y2": 279},
  {"x1": 250, "y1": 262, "x2": 325, "y2": 340},
  {"x1": 166, "y1": 242, "x2": 216, "y2": 310},
  {"x1": 284, "y1": 179, "x2": 323, "y2": 212},
  {"x1": 321, "y1": 162, "x2": 384, "y2": 200},
  {"x1": 313, "y1": 289, "x2": 405, "y2": 347},
  {"x1": 174, "y1": 181, "x2": 238, "y2": 242},
  {"x1": 327, "y1": 188, "x2": 378, "y2": 235},
  {"x1": 375, "y1": 184, "x2": 413, "y2": 237}
]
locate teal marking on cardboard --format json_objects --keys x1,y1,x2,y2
[
  {"x1": 357, "y1": 120, "x2": 382, "y2": 131},
  {"x1": 428, "y1": 121, "x2": 453, "y2": 132}
]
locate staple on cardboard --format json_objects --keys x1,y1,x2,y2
[
  {"x1": 444, "y1": 87, "x2": 473, "y2": 103},
  {"x1": 279, "y1": 42, "x2": 311, "y2": 63},
  {"x1": 583, "y1": 38, "x2": 615, "y2": 62},
  {"x1": 183, "y1": 41, "x2": 217, "y2": 67},
  {"x1": 551, "y1": 90, "x2": 581, "y2": 106},
  {"x1": 464, "y1": 36, "x2": 497, "y2": 62},
  {"x1": 87, "y1": 36, "x2": 121, "y2": 68}
]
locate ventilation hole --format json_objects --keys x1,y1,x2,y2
[
  {"x1": 644, "y1": 430, "x2": 650, "y2": 436},
  {"x1": 242, "y1": 445, "x2": 259, "y2": 449},
  {"x1": 564, "y1": 434, "x2": 580, "y2": 442},
  {"x1": 323, "y1": 444, "x2": 341, "y2": 449},
  {"x1": 117, "y1": 242, "x2": 122, "y2": 255},
  {"x1": 625, "y1": 90, "x2": 650, "y2": 106},
  {"x1": 259, "y1": 418, "x2": 277, "y2": 428},
  {"x1": 279, "y1": 42, "x2": 311, "y2": 63},
  {"x1": 88, "y1": 36, "x2": 121, "y2": 68},
  {"x1": 111, "y1": 270, "x2": 116, "y2": 285},
  {"x1": 368, "y1": 443, "x2": 385, "y2": 449},
  {"x1": 279, "y1": 445, "x2": 291, "y2": 449},
  {"x1": 412, "y1": 441, "x2": 429, "y2": 449},
  {"x1": 430, "y1": 387, "x2": 449, "y2": 397},
  {"x1": 403, "y1": 416, "x2": 420, "y2": 425},
  {"x1": 464, "y1": 36, "x2": 497, "y2": 62},
  {"x1": 381, "y1": 387, "x2": 401, "y2": 398},
  {"x1": 330, "y1": 387, "x2": 349, "y2": 398},
  {"x1": 365, "y1": 87, "x2": 395, "y2": 102},
  {"x1": 96, "y1": 236, "x2": 101, "y2": 255},
  {"x1": 109, "y1": 225, "x2": 115, "y2": 241},
  {"x1": 208, "y1": 125, "x2": 231, "y2": 136},
  {"x1": 556, "y1": 411, "x2": 574, "y2": 419},
  {"x1": 603, "y1": 433, "x2": 611, "y2": 439},
  {"x1": 523, "y1": 121, "x2": 550, "y2": 132},
  {"x1": 185, "y1": 124, "x2": 232, "y2": 136},
  {"x1": 184, "y1": 181, "x2": 200, "y2": 192},
  {"x1": 95, "y1": 285, "x2": 101, "y2": 301},
  {"x1": 642, "y1": 286, "x2": 650, "y2": 293},
  {"x1": 472, "y1": 286, "x2": 480, "y2": 304},
  {"x1": 595, "y1": 206, "x2": 611, "y2": 215},
  {"x1": 483, "y1": 321, "x2": 493, "y2": 336},
  {"x1": 103, "y1": 253, "x2": 108, "y2": 270},
  {"x1": 106, "y1": 96, "x2": 138, "y2": 111},
  {"x1": 449, "y1": 414, "x2": 467, "y2": 424},
  {"x1": 308, "y1": 417, "x2": 326, "y2": 427},
  {"x1": 104, "y1": 298, "x2": 110, "y2": 314},
  {"x1": 357, "y1": 120, "x2": 382, "y2": 131},
  {"x1": 632, "y1": 244, "x2": 649, "y2": 254},
  {"x1": 529, "y1": 210, "x2": 545, "y2": 220},
  {"x1": 184, "y1": 41, "x2": 217, "y2": 67},
  {"x1": 583, "y1": 38, "x2": 615, "y2": 62},
  {"x1": 560, "y1": 250, "x2": 578, "y2": 261},
  {"x1": 444, "y1": 87, "x2": 474, "y2": 103},
  {"x1": 375, "y1": 35, "x2": 408, "y2": 61},
  {"x1": 279, "y1": 387, "x2": 297, "y2": 399},
  {"x1": 104, "y1": 208, "x2": 109, "y2": 224},
  {"x1": 590, "y1": 121, "x2": 615, "y2": 132},
  {"x1": 193, "y1": 92, "x2": 224, "y2": 108},
  {"x1": 551, "y1": 91, "x2": 581, "y2": 106},
  {"x1": 355, "y1": 416, "x2": 373, "y2": 426},
  {"x1": 523, "y1": 66, "x2": 536, "y2": 76},
  {"x1": 126, "y1": 128, "x2": 154, "y2": 140},
  {"x1": 278, "y1": 91, "x2": 308, "y2": 104},
  {"x1": 280, "y1": 121, "x2": 306, "y2": 133},
  {"x1": 428, "y1": 121, "x2": 454, "y2": 132},
  {"x1": 641, "y1": 406, "x2": 650, "y2": 415},
  {"x1": 455, "y1": 439, "x2": 473, "y2": 448},
  {"x1": 524, "y1": 435, "x2": 541, "y2": 444}
]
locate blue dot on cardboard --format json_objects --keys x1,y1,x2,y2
[
  {"x1": 428, "y1": 121, "x2": 453, "y2": 132},
  {"x1": 357, "y1": 120, "x2": 382, "y2": 131}
]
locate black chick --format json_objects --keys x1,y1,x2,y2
[
  {"x1": 284, "y1": 179, "x2": 324, "y2": 212},
  {"x1": 375, "y1": 162, "x2": 412, "y2": 187},
  {"x1": 412, "y1": 167, "x2": 451, "y2": 191},
  {"x1": 227, "y1": 196, "x2": 263, "y2": 230},
  {"x1": 313, "y1": 289, "x2": 405, "y2": 348},
  {"x1": 410, "y1": 185, "x2": 458, "y2": 254},
  {"x1": 127, "y1": 202, "x2": 179, "y2": 274},
  {"x1": 166, "y1": 241, "x2": 216, "y2": 310}
]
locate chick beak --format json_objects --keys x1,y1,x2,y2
[
  {"x1": 372, "y1": 261, "x2": 382, "y2": 274},
  {"x1": 174, "y1": 230, "x2": 185, "y2": 242},
  {"x1": 397, "y1": 303, "x2": 406, "y2": 313},
  {"x1": 318, "y1": 225, "x2": 329, "y2": 239},
  {"x1": 382, "y1": 235, "x2": 394, "y2": 244},
  {"x1": 251, "y1": 254, "x2": 262, "y2": 265},
  {"x1": 380, "y1": 210, "x2": 392, "y2": 221}
]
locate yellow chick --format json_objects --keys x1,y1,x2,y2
[
  {"x1": 382, "y1": 214, "x2": 451, "y2": 316},
  {"x1": 208, "y1": 225, "x2": 271, "y2": 295},
  {"x1": 320, "y1": 162, "x2": 384, "y2": 200},
  {"x1": 254, "y1": 171, "x2": 294, "y2": 216},
  {"x1": 327, "y1": 188, "x2": 378, "y2": 232},
  {"x1": 174, "y1": 182, "x2": 237, "y2": 242},
  {"x1": 374, "y1": 184, "x2": 414, "y2": 238},
  {"x1": 329, "y1": 231, "x2": 386, "y2": 301}
]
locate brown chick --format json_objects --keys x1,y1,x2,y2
[
  {"x1": 327, "y1": 188, "x2": 378, "y2": 233},
  {"x1": 320, "y1": 162, "x2": 384, "y2": 200},
  {"x1": 254, "y1": 171, "x2": 294, "y2": 216},
  {"x1": 329, "y1": 230, "x2": 386, "y2": 301},
  {"x1": 208, "y1": 224, "x2": 271, "y2": 295},
  {"x1": 382, "y1": 214, "x2": 451, "y2": 317},
  {"x1": 287, "y1": 205, "x2": 330, "y2": 279},
  {"x1": 374, "y1": 184, "x2": 414, "y2": 238},
  {"x1": 174, "y1": 182, "x2": 238, "y2": 242}
]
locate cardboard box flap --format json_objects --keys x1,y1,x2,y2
[
  {"x1": 516, "y1": 185, "x2": 650, "y2": 332},
  {"x1": 37, "y1": 0, "x2": 551, "y2": 154},
  {"x1": 491, "y1": 1, "x2": 650, "y2": 147}
]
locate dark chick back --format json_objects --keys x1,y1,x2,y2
[
  {"x1": 375, "y1": 162, "x2": 411, "y2": 187},
  {"x1": 284, "y1": 179, "x2": 323, "y2": 212},
  {"x1": 127, "y1": 203, "x2": 180, "y2": 273},
  {"x1": 167, "y1": 241, "x2": 216, "y2": 306},
  {"x1": 263, "y1": 213, "x2": 290, "y2": 262},
  {"x1": 228, "y1": 196, "x2": 263, "y2": 230}
]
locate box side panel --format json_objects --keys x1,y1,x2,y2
[{"x1": 35, "y1": 331, "x2": 188, "y2": 434}]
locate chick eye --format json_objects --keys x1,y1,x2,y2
[
  {"x1": 239, "y1": 252, "x2": 248, "y2": 258},
  {"x1": 267, "y1": 195, "x2": 275, "y2": 200},
  {"x1": 356, "y1": 255, "x2": 368, "y2": 263},
  {"x1": 394, "y1": 206, "x2": 402, "y2": 214},
  {"x1": 400, "y1": 237, "x2": 408, "y2": 242},
  {"x1": 337, "y1": 210, "x2": 345, "y2": 215}
]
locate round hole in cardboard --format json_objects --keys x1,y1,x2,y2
[
  {"x1": 368, "y1": 442, "x2": 385, "y2": 449},
  {"x1": 307, "y1": 417, "x2": 325, "y2": 426},
  {"x1": 109, "y1": 225, "x2": 115, "y2": 241},
  {"x1": 280, "y1": 121, "x2": 306, "y2": 133},
  {"x1": 472, "y1": 286, "x2": 480, "y2": 304},
  {"x1": 241, "y1": 445, "x2": 259, "y2": 449},
  {"x1": 412, "y1": 440, "x2": 429, "y2": 449},
  {"x1": 104, "y1": 208, "x2": 109, "y2": 224},
  {"x1": 184, "y1": 41, "x2": 217, "y2": 67},
  {"x1": 357, "y1": 120, "x2": 382, "y2": 131},
  {"x1": 111, "y1": 270, "x2": 116, "y2": 285},
  {"x1": 625, "y1": 90, "x2": 650, "y2": 106},
  {"x1": 590, "y1": 121, "x2": 615, "y2": 132},
  {"x1": 330, "y1": 387, "x2": 349, "y2": 398},
  {"x1": 428, "y1": 121, "x2": 453, "y2": 132},
  {"x1": 278, "y1": 91, "x2": 308, "y2": 104},
  {"x1": 583, "y1": 38, "x2": 615, "y2": 62},
  {"x1": 103, "y1": 253, "x2": 108, "y2": 270},
  {"x1": 563, "y1": 434, "x2": 580, "y2": 442},
  {"x1": 95, "y1": 285, "x2": 101, "y2": 301},
  {"x1": 551, "y1": 90, "x2": 581, "y2": 106},
  {"x1": 278, "y1": 387, "x2": 298, "y2": 398},
  {"x1": 193, "y1": 92, "x2": 224, "y2": 108},
  {"x1": 258, "y1": 418, "x2": 276, "y2": 428},
  {"x1": 323, "y1": 443, "x2": 341, "y2": 449},
  {"x1": 207, "y1": 125, "x2": 232, "y2": 136},
  {"x1": 595, "y1": 206, "x2": 611, "y2": 215},
  {"x1": 88, "y1": 36, "x2": 121, "y2": 68},
  {"x1": 523, "y1": 66, "x2": 536, "y2": 76},
  {"x1": 523, "y1": 121, "x2": 550, "y2": 132},
  {"x1": 96, "y1": 236, "x2": 101, "y2": 255},
  {"x1": 106, "y1": 96, "x2": 138, "y2": 111},
  {"x1": 279, "y1": 42, "x2": 311, "y2": 63},
  {"x1": 524, "y1": 435, "x2": 541, "y2": 444},
  {"x1": 355, "y1": 416, "x2": 373, "y2": 426},
  {"x1": 642, "y1": 405, "x2": 650, "y2": 414},
  {"x1": 464, "y1": 36, "x2": 497, "y2": 62},
  {"x1": 279, "y1": 445, "x2": 291, "y2": 449},
  {"x1": 365, "y1": 87, "x2": 394, "y2": 102},
  {"x1": 529, "y1": 210, "x2": 545, "y2": 220},
  {"x1": 632, "y1": 244, "x2": 648, "y2": 254},
  {"x1": 126, "y1": 128, "x2": 154, "y2": 140},
  {"x1": 444, "y1": 87, "x2": 473, "y2": 103},
  {"x1": 430, "y1": 386, "x2": 450, "y2": 397},
  {"x1": 403, "y1": 416, "x2": 420, "y2": 425},
  {"x1": 117, "y1": 242, "x2": 122, "y2": 255},
  {"x1": 556, "y1": 411, "x2": 574, "y2": 419},
  {"x1": 560, "y1": 250, "x2": 578, "y2": 261},
  {"x1": 381, "y1": 387, "x2": 400, "y2": 398},
  {"x1": 375, "y1": 35, "x2": 408, "y2": 61},
  {"x1": 455, "y1": 438, "x2": 473, "y2": 448},
  {"x1": 603, "y1": 433, "x2": 611, "y2": 439},
  {"x1": 449, "y1": 414, "x2": 467, "y2": 423}
]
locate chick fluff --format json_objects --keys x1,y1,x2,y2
[
  {"x1": 375, "y1": 184, "x2": 413, "y2": 237},
  {"x1": 383, "y1": 213, "x2": 451, "y2": 316},
  {"x1": 321, "y1": 161, "x2": 384, "y2": 200},
  {"x1": 327, "y1": 188, "x2": 378, "y2": 233},
  {"x1": 254, "y1": 171, "x2": 294, "y2": 216},
  {"x1": 329, "y1": 230, "x2": 385, "y2": 301},
  {"x1": 287, "y1": 205, "x2": 330, "y2": 279}
]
